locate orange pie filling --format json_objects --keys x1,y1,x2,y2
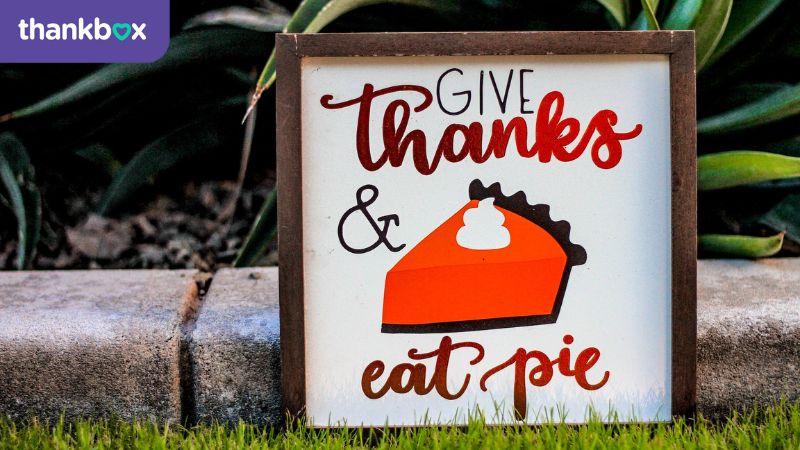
[{"x1": 383, "y1": 201, "x2": 568, "y2": 328}]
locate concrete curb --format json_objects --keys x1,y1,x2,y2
[
  {"x1": 0, "y1": 259, "x2": 798, "y2": 423},
  {"x1": 0, "y1": 270, "x2": 200, "y2": 423},
  {"x1": 697, "y1": 259, "x2": 800, "y2": 418},
  {"x1": 190, "y1": 268, "x2": 281, "y2": 425}
]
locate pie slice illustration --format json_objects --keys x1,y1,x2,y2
[{"x1": 382, "y1": 179, "x2": 587, "y2": 333}]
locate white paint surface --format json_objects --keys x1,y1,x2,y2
[
  {"x1": 300, "y1": 55, "x2": 672, "y2": 426},
  {"x1": 456, "y1": 198, "x2": 510, "y2": 250}
]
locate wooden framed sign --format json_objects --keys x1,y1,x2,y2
[{"x1": 277, "y1": 31, "x2": 696, "y2": 426}]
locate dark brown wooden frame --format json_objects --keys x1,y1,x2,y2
[{"x1": 276, "y1": 31, "x2": 697, "y2": 422}]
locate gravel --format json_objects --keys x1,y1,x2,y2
[{"x1": 0, "y1": 175, "x2": 277, "y2": 270}]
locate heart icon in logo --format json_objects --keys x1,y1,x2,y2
[{"x1": 112, "y1": 23, "x2": 132, "y2": 41}]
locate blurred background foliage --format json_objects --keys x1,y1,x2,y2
[{"x1": 1, "y1": 0, "x2": 800, "y2": 270}]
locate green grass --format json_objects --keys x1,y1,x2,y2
[{"x1": 1, "y1": 401, "x2": 799, "y2": 449}]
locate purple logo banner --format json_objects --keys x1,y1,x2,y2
[{"x1": 0, "y1": 0, "x2": 169, "y2": 63}]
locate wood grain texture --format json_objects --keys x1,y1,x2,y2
[
  {"x1": 276, "y1": 33, "x2": 306, "y2": 418},
  {"x1": 291, "y1": 31, "x2": 684, "y2": 57},
  {"x1": 276, "y1": 30, "x2": 697, "y2": 422},
  {"x1": 668, "y1": 31, "x2": 698, "y2": 417}
]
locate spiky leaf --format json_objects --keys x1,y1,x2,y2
[
  {"x1": 697, "y1": 83, "x2": 800, "y2": 134},
  {"x1": 663, "y1": 0, "x2": 702, "y2": 29},
  {"x1": 628, "y1": 0, "x2": 659, "y2": 30},
  {"x1": 699, "y1": 233, "x2": 784, "y2": 258},
  {"x1": 705, "y1": 0, "x2": 783, "y2": 67},
  {"x1": 233, "y1": 188, "x2": 277, "y2": 267},
  {"x1": 595, "y1": 0, "x2": 628, "y2": 28},
  {"x1": 248, "y1": 0, "x2": 455, "y2": 115},
  {"x1": 639, "y1": 0, "x2": 660, "y2": 30},
  {"x1": 758, "y1": 193, "x2": 800, "y2": 246},
  {"x1": 0, "y1": 28, "x2": 271, "y2": 123},
  {"x1": 698, "y1": 151, "x2": 800, "y2": 190},
  {"x1": 183, "y1": 6, "x2": 290, "y2": 32},
  {"x1": 96, "y1": 100, "x2": 244, "y2": 215},
  {"x1": 693, "y1": 0, "x2": 732, "y2": 71},
  {"x1": 0, "y1": 133, "x2": 41, "y2": 269}
]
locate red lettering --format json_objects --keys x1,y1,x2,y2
[
  {"x1": 361, "y1": 336, "x2": 484, "y2": 401},
  {"x1": 321, "y1": 85, "x2": 642, "y2": 174},
  {"x1": 574, "y1": 347, "x2": 610, "y2": 390},
  {"x1": 362, "y1": 334, "x2": 610, "y2": 421},
  {"x1": 361, "y1": 360, "x2": 390, "y2": 399},
  {"x1": 478, "y1": 334, "x2": 610, "y2": 420},
  {"x1": 321, "y1": 84, "x2": 433, "y2": 172}
]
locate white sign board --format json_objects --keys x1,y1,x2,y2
[{"x1": 276, "y1": 32, "x2": 697, "y2": 427}]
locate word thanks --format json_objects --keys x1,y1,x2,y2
[{"x1": 321, "y1": 81, "x2": 642, "y2": 175}]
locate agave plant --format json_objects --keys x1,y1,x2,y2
[
  {"x1": 238, "y1": 0, "x2": 800, "y2": 264},
  {"x1": 0, "y1": 1, "x2": 292, "y2": 269},
  {"x1": 1, "y1": 0, "x2": 799, "y2": 270}
]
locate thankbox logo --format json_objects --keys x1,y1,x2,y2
[
  {"x1": 18, "y1": 18, "x2": 146, "y2": 41},
  {"x1": 0, "y1": 0, "x2": 168, "y2": 62}
]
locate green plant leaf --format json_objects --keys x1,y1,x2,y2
[
  {"x1": 759, "y1": 193, "x2": 800, "y2": 246},
  {"x1": 47, "y1": 68, "x2": 252, "y2": 151},
  {"x1": 754, "y1": 133, "x2": 800, "y2": 158},
  {"x1": 705, "y1": 0, "x2": 783, "y2": 67},
  {"x1": 639, "y1": 0, "x2": 660, "y2": 30},
  {"x1": 95, "y1": 99, "x2": 244, "y2": 215},
  {"x1": 698, "y1": 151, "x2": 800, "y2": 190},
  {"x1": 183, "y1": 6, "x2": 290, "y2": 32},
  {"x1": 700, "y1": 82, "x2": 789, "y2": 117},
  {"x1": 0, "y1": 133, "x2": 41, "y2": 269},
  {"x1": 247, "y1": 0, "x2": 456, "y2": 116},
  {"x1": 628, "y1": 0, "x2": 659, "y2": 30},
  {"x1": 697, "y1": 83, "x2": 800, "y2": 134},
  {"x1": 693, "y1": 0, "x2": 732, "y2": 71},
  {"x1": 699, "y1": 233, "x2": 784, "y2": 258},
  {"x1": 0, "y1": 27, "x2": 270, "y2": 123},
  {"x1": 595, "y1": 0, "x2": 628, "y2": 28},
  {"x1": 233, "y1": 188, "x2": 276, "y2": 267},
  {"x1": 75, "y1": 145, "x2": 121, "y2": 176},
  {"x1": 663, "y1": 0, "x2": 702, "y2": 29}
]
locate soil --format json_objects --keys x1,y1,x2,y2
[{"x1": 0, "y1": 163, "x2": 277, "y2": 271}]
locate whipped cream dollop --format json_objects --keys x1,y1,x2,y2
[{"x1": 456, "y1": 197, "x2": 511, "y2": 250}]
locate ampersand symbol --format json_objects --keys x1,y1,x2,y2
[{"x1": 337, "y1": 184, "x2": 406, "y2": 254}]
